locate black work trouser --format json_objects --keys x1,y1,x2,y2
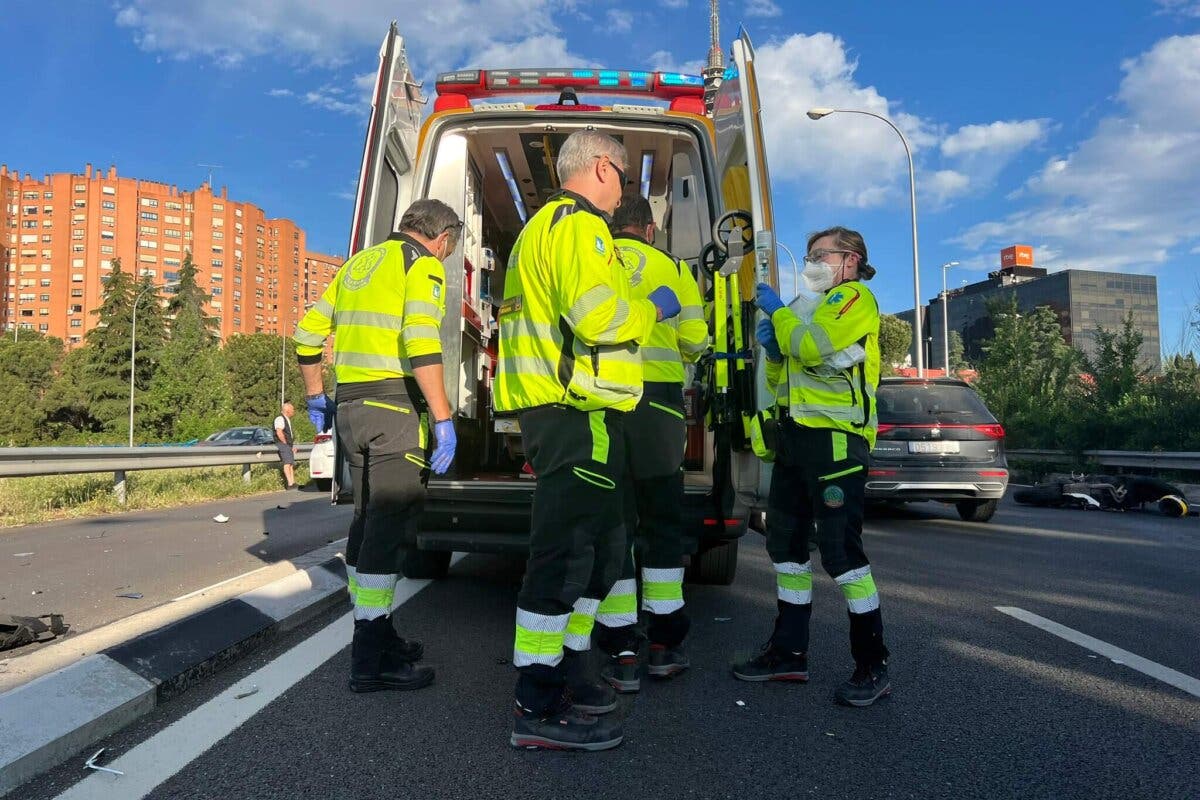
[
  {"x1": 596, "y1": 383, "x2": 690, "y2": 652},
  {"x1": 338, "y1": 396, "x2": 428, "y2": 575},
  {"x1": 514, "y1": 405, "x2": 628, "y2": 713},
  {"x1": 765, "y1": 420, "x2": 888, "y2": 667}
]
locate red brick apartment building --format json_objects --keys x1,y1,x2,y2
[{"x1": 1, "y1": 163, "x2": 343, "y2": 346}]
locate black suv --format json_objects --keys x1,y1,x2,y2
[{"x1": 866, "y1": 377, "x2": 1009, "y2": 522}]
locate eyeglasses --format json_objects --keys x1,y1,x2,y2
[
  {"x1": 595, "y1": 156, "x2": 629, "y2": 187},
  {"x1": 805, "y1": 248, "x2": 854, "y2": 264}
]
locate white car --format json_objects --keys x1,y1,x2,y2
[{"x1": 308, "y1": 431, "x2": 336, "y2": 492}]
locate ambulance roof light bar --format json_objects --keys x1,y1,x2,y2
[{"x1": 435, "y1": 69, "x2": 706, "y2": 100}]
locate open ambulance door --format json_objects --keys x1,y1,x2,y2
[
  {"x1": 711, "y1": 29, "x2": 778, "y2": 512},
  {"x1": 333, "y1": 22, "x2": 427, "y2": 501}
]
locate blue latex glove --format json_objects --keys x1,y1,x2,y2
[
  {"x1": 756, "y1": 283, "x2": 784, "y2": 317},
  {"x1": 756, "y1": 318, "x2": 783, "y2": 361},
  {"x1": 306, "y1": 394, "x2": 335, "y2": 432},
  {"x1": 647, "y1": 285, "x2": 681, "y2": 321},
  {"x1": 431, "y1": 419, "x2": 457, "y2": 475}
]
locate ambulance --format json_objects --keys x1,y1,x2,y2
[{"x1": 335, "y1": 23, "x2": 779, "y2": 584}]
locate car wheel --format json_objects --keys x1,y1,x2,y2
[
  {"x1": 313, "y1": 478, "x2": 332, "y2": 492},
  {"x1": 400, "y1": 548, "x2": 451, "y2": 580},
  {"x1": 685, "y1": 539, "x2": 738, "y2": 586},
  {"x1": 956, "y1": 498, "x2": 999, "y2": 522}
]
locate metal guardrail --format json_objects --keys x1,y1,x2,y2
[
  {"x1": 0, "y1": 444, "x2": 313, "y2": 503},
  {"x1": 1007, "y1": 449, "x2": 1200, "y2": 472}
]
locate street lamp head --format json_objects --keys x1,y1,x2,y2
[{"x1": 807, "y1": 107, "x2": 835, "y2": 120}]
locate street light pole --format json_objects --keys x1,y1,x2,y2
[
  {"x1": 807, "y1": 107, "x2": 925, "y2": 376},
  {"x1": 941, "y1": 260, "x2": 960, "y2": 374}
]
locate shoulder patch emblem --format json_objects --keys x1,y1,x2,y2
[
  {"x1": 822, "y1": 484, "x2": 845, "y2": 509},
  {"x1": 826, "y1": 290, "x2": 845, "y2": 306},
  {"x1": 595, "y1": 235, "x2": 606, "y2": 255},
  {"x1": 342, "y1": 246, "x2": 387, "y2": 291},
  {"x1": 431, "y1": 284, "x2": 442, "y2": 299}
]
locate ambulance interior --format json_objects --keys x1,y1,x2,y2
[{"x1": 412, "y1": 121, "x2": 721, "y2": 482}]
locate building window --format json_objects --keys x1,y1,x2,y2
[
  {"x1": 38, "y1": 324, "x2": 48, "y2": 332},
  {"x1": 140, "y1": 198, "x2": 158, "y2": 208},
  {"x1": 212, "y1": 287, "x2": 223, "y2": 295},
  {"x1": 71, "y1": 288, "x2": 83, "y2": 297},
  {"x1": 102, "y1": 186, "x2": 115, "y2": 195},
  {"x1": 165, "y1": 201, "x2": 182, "y2": 211},
  {"x1": 73, "y1": 200, "x2": 86, "y2": 209},
  {"x1": 39, "y1": 293, "x2": 50, "y2": 302},
  {"x1": 102, "y1": 200, "x2": 115, "y2": 210},
  {"x1": 213, "y1": 203, "x2": 224, "y2": 212},
  {"x1": 74, "y1": 184, "x2": 86, "y2": 192},
  {"x1": 70, "y1": 319, "x2": 82, "y2": 328},
  {"x1": 70, "y1": 304, "x2": 83, "y2": 314},
  {"x1": 140, "y1": 211, "x2": 158, "y2": 221}
]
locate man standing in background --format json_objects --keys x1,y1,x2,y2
[{"x1": 273, "y1": 401, "x2": 298, "y2": 490}]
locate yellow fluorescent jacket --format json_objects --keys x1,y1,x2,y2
[
  {"x1": 293, "y1": 233, "x2": 446, "y2": 383},
  {"x1": 765, "y1": 280, "x2": 881, "y2": 447},
  {"x1": 613, "y1": 234, "x2": 709, "y2": 385},
  {"x1": 494, "y1": 191, "x2": 658, "y2": 413}
]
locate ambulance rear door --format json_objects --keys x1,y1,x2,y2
[{"x1": 712, "y1": 29, "x2": 777, "y2": 510}]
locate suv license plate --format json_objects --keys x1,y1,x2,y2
[{"x1": 909, "y1": 441, "x2": 960, "y2": 454}]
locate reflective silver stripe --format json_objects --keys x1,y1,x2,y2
[
  {"x1": 778, "y1": 586, "x2": 813, "y2": 605},
  {"x1": 335, "y1": 309, "x2": 404, "y2": 329},
  {"x1": 293, "y1": 328, "x2": 326, "y2": 347},
  {"x1": 609, "y1": 298, "x2": 630, "y2": 332},
  {"x1": 788, "y1": 321, "x2": 836, "y2": 359},
  {"x1": 568, "y1": 284, "x2": 615, "y2": 323},
  {"x1": 789, "y1": 402, "x2": 864, "y2": 422},
  {"x1": 597, "y1": 345, "x2": 640, "y2": 367},
  {"x1": 313, "y1": 298, "x2": 334, "y2": 318},
  {"x1": 776, "y1": 560, "x2": 813, "y2": 605},
  {"x1": 497, "y1": 354, "x2": 556, "y2": 376},
  {"x1": 563, "y1": 633, "x2": 591, "y2": 650},
  {"x1": 334, "y1": 351, "x2": 405, "y2": 372},
  {"x1": 846, "y1": 594, "x2": 880, "y2": 613},
  {"x1": 640, "y1": 346, "x2": 681, "y2": 365},
  {"x1": 501, "y1": 316, "x2": 559, "y2": 343},
  {"x1": 573, "y1": 597, "x2": 601, "y2": 616},
  {"x1": 775, "y1": 561, "x2": 811, "y2": 575},
  {"x1": 513, "y1": 608, "x2": 570, "y2": 668},
  {"x1": 642, "y1": 598, "x2": 684, "y2": 614},
  {"x1": 678, "y1": 306, "x2": 704, "y2": 322},
  {"x1": 402, "y1": 324, "x2": 441, "y2": 342},
  {"x1": 834, "y1": 566, "x2": 872, "y2": 585},
  {"x1": 641, "y1": 567, "x2": 684, "y2": 583},
  {"x1": 596, "y1": 578, "x2": 638, "y2": 626},
  {"x1": 404, "y1": 300, "x2": 442, "y2": 318}
]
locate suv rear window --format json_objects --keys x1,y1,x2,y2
[{"x1": 876, "y1": 384, "x2": 996, "y2": 425}]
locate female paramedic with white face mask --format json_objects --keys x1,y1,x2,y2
[{"x1": 734, "y1": 226, "x2": 892, "y2": 708}]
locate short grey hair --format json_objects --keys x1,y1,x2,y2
[
  {"x1": 399, "y1": 199, "x2": 462, "y2": 249},
  {"x1": 557, "y1": 131, "x2": 627, "y2": 184}
]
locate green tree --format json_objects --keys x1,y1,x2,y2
[
  {"x1": 947, "y1": 330, "x2": 969, "y2": 373},
  {"x1": 39, "y1": 348, "x2": 101, "y2": 440},
  {"x1": 81, "y1": 261, "x2": 168, "y2": 437},
  {"x1": 223, "y1": 333, "x2": 312, "y2": 439},
  {"x1": 0, "y1": 333, "x2": 64, "y2": 445},
  {"x1": 975, "y1": 296, "x2": 1081, "y2": 449},
  {"x1": 1076, "y1": 314, "x2": 1154, "y2": 450},
  {"x1": 878, "y1": 314, "x2": 912, "y2": 375},
  {"x1": 145, "y1": 252, "x2": 233, "y2": 441}
]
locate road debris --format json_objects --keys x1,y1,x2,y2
[
  {"x1": 85, "y1": 532, "x2": 107, "y2": 540},
  {"x1": 213, "y1": 514, "x2": 230, "y2": 523},
  {"x1": 234, "y1": 685, "x2": 260, "y2": 699},
  {"x1": 116, "y1": 592, "x2": 144, "y2": 600},
  {"x1": 13, "y1": 552, "x2": 34, "y2": 557},
  {"x1": 714, "y1": 616, "x2": 733, "y2": 622},
  {"x1": 735, "y1": 700, "x2": 746, "y2": 707},
  {"x1": 84, "y1": 748, "x2": 124, "y2": 776},
  {"x1": 30, "y1": 590, "x2": 42, "y2": 595}
]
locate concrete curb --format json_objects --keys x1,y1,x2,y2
[{"x1": 0, "y1": 554, "x2": 348, "y2": 796}]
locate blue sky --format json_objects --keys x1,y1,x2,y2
[{"x1": 4, "y1": 1, "x2": 1199, "y2": 353}]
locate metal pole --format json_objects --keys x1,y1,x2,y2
[
  {"x1": 942, "y1": 270, "x2": 950, "y2": 374},
  {"x1": 129, "y1": 296, "x2": 139, "y2": 448}
]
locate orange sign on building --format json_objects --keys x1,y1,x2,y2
[
  {"x1": 1000, "y1": 245, "x2": 1034, "y2": 268},
  {"x1": 1, "y1": 163, "x2": 342, "y2": 346}
]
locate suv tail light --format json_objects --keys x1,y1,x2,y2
[
  {"x1": 973, "y1": 424, "x2": 1005, "y2": 439},
  {"x1": 877, "y1": 423, "x2": 896, "y2": 435},
  {"x1": 314, "y1": 433, "x2": 333, "y2": 444}
]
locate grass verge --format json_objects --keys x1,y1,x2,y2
[{"x1": 0, "y1": 464, "x2": 310, "y2": 528}]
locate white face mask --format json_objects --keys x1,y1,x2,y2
[{"x1": 801, "y1": 260, "x2": 838, "y2": 293}]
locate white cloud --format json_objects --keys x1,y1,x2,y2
[
  {"x1": 659, "y1": 0, "x2": 688, "y2": 7},
  {"x1": 648, "y1": 49, "x2": 706, "y2": 76},
  {"x1": 928, "y1": 170, "x2": 971, "y2": 205},
  {"x1": 606, "y1": 9, "x2": 633, "y2": 32},
  {"x1": 300, "y1": 85, "x2": 361, "y2": 115},
  {"x1": 941, "y1": 119, "x2": 1050, "y2": 158},
  {"x1": 289, "y1": 156, "x2": 312, "y2": 169},
  {"x1": 1155, "y1": 0, "x2": 1200, "y2": 17},
  {"x1": 266, "y1": 88, "x2": 293, "y2": 97},
  {"x1": 746, "y1": 0, "x2": 782, "y2": 18},
  {"x1": 113, "y1": 1, "x2": 565, "y2": 72},
  {"x1": 470, "y1": 35, "x2": 587, "y2": 69},
  {"x1": 953, "y1": 35, "x2": 1200, "y2": 273}
]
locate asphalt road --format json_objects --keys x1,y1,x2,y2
[
  {"x1": 0, "y1": 486, "x2": 351, "y2": 638},
  {"x1": 17, "y1": 497, "x2": 1200, "y2": 800}
]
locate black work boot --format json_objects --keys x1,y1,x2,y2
[
  {"x1": 601, "y1": 650, "x2": 641, "y2": 693},
  {"x1": 731, "y1": 643, "x2": 809, "y2": 682},
  {"x1": 646, "y1": 643, "x2": 689, "y2": 678},
  {"x1": 349, "y1": 616, "x2": 435, "y2": 693},
  {"x1": 562, "y1": 648, "x2": 618, "y2": 714},
  {"x1": 381, "y1": 614, "x2": 424, "y2": 663},
  {"x1": 510, "y1": 695, "x2": 623, "y2": 751},
  {"x1": 834, "y1": 661, "x2": 890, "y2": 707}
]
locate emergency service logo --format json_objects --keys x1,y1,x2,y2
[
  {"x1": 342, "y1": 246, "x2": 387, "y2": 291},
  {"x1": 595, "y1": 235, "x2": 606, "y2": 255},
  {"x1": 618, "y1": 246, "x2": 647, "y2": 287},
  {"x1": 822, "y1": 484, "x2": 845, "y2": 509}
]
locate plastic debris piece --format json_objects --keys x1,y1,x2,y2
[
  {"x1": 116, "y1": 593, "x2": 144, "y2": 600},
  {"x1": 13, "y1": 553, "x2": 34, "y2": 557},
  {"x1": 85, "y1": 532, "x2": 107, "y2": 540},
  {"x1": 713, "y1": 616, "x2": 733, "y2": 622},
  {"x1": 1088, "y1": 654, "x2": 1098, "y2": 659},
  {"x1": 735, "y1": 700, "x2": 746, "y2": 707},
  {"x1": 234, "y1": 685, "x2": 260, "y2": 699},
  {"x1": 1111, "y1": 659, "x2": 1124, "y2": 665},
  {"x1": 84, "y1": 748, "x2": 124, "y2": 776},
  {"x1": 213, "y1": 514, "x2": 230, "y2": 523},
  {"x1": 31, "y1": 590, "x2": 42, "y2": 595},
  {"x1": 825, "y1": 732, "x2": 837, "y2": 737}
]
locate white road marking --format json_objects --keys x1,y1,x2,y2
[
  {"x1": 53, "y1": 554, "x2": 466, "y2": 800},
  {"x1": 171, "y1": 565, "x2": 275, "y2": 602},
  {"x1": 995, "y1": 606, "x2": 1200, "y2": 699}
]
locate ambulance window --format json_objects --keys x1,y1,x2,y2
[{"x1": 372, "y1": 155, "x2": 401, "y2": 246}]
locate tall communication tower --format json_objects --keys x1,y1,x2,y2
[{"x1": 702, "y1": 0, "x2": 724, "y2": 114}]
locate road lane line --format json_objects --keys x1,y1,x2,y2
[
  {"x1": 995, "y1": 606, "x2": 1200, "y2": 699},
  {"x1": 52, "y1": 554, "x2": 466, "y2": 800}
]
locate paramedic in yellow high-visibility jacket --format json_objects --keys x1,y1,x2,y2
[
  {"x1": 734, "y1": 225, "x2": 893, "y2": 710},
  {"x1": 595, "y1": 194, "x2": 708, "y2": 692},
  {"x1": 293, "y1": 199, "x2": 462, "y2": 695},
  {"x1": 495, "y1": 131, "x2": 681, "y2": 752}
]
